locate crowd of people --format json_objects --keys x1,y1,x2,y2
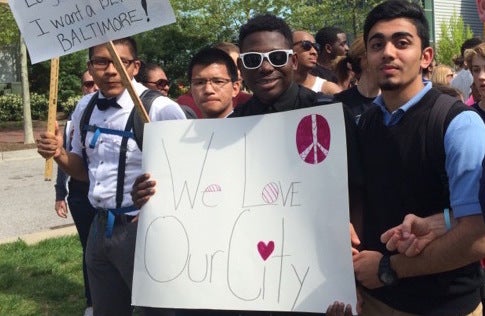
[{"x1": 37, "y1": 0, "x2": 485, "y2": 315}]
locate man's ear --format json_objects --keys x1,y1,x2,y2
[
  {"x1": 131, "y1": 59, "x2": 141, "y2": 77},
  {"x1": 325, "y1": 43, "x2": 333, "y2": 54},
  {"x1": 420, "y1": 47, "x2": 434, "y2": 69},
  {"x1": 232, "y1": 80, "x2": 241, "y2": 98}
]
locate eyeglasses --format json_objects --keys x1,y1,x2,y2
[
  {"x1": 89, "y1": 58, "x2": 136, "y2": 70},
  {"x1": 190, "y1": 78, "x2": 232, "y2": 90},
  {"x1": 145, "y1": 79, "x2": 170, "y2": 88},
  {"x1": 293, "y1": 40, "x2": 321, "y2": 53},
  {"x1": 82, "y1": 80, "x2": 95, "y2": 88},
  {"x1": 239, "y1": 49, "x2": 293, "y2": 69}
]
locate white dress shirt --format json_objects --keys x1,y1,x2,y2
[{"x1": 70, "y1": 80, "x2": 186, "y2": 211}]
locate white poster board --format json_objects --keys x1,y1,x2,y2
[
  {"x1": 9, "y1": 0, "x2": 175, "y2": 64},
  {"x1": 133, "y1": 104, "x2": 357, "y2": 313}
]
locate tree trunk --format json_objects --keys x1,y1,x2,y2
[{"x1": 20, "y1": 35, "x2": 34, "y2": 144}]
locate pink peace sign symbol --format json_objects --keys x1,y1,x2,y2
[{"x1": 296, "y1": 114, "x2": 331, "y2": 164}]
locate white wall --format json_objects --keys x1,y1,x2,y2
[{"x1": 434, "y1": 0, "x2": 483, "y2": 43}]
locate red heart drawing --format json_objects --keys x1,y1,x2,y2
[{"x1": 257, "y1": 241, "x2": 275, "y2": 261}]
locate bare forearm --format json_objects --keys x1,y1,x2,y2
[
  {"x1": 391, "y1": 215, "x2": 485, "y2": 278},
  {"x1": 54, "y1": 148, "x2": 88, "y2": 182}
]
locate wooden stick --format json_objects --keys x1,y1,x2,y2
[
  {"x1": 105, "y1": 41, "x2": 150, "y2": 123},
  {"x1": 44, "y1": 57, "x2": 59, "y2": 181}
]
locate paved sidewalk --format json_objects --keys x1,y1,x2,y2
[{"x1": 0, "y1": 147, "x2": 76, "y2": 245}]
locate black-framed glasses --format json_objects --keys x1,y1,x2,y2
[
  {"x1": 145, "y1": 79, "x2": 170, "y2": 88},
  {"x1": 82, "y1": 80, "x2": 95, "y2": 88},
  {"x1": 239, "y1": 49, "x2": 293, "y2": 69},
  {"x1": 293, "y1": 40, "x2": 321, "y2": 53},
  {"x1": 190, "y1": 77, "x2": 232, "y2": 90},
  {"x1": 89, "y1": 58, "x2": 136, "y2": 70}
]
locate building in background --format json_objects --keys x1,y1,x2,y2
[{"x1": 423, "y1": 0, "x2": 483, "y2": 45}]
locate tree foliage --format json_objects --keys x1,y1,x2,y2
[
  {"x1": 135, "y1": 0, "x2": 383, "y2": 90},
  {"x1": 2, "y1": 0, "x2": 384, "y2": 100},
  {"x1": 0, "y1": 6, "x2": 18, "y2": 46},
  {"x1": 436, "y1": 11, "x2": 474, "y2": 67}
]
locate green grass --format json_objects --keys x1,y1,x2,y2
[{"x1": 0, "y1": 236, "x2": 85, "y2": 316}]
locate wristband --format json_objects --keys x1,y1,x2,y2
[{"x1": 443, "y1": 208, "x2": 451, "y2": 231}]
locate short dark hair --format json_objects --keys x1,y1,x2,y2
[
  {"x1": 188, "y1": 47, "x2": 239, "y2": 82},
  {"x1": 461, "y1": 37, "x2": 482, "y2": 57},
  {"x1": 364, "y1": 0, "x2": 430, "y2": 50},
  {"x1": 315, "y1": 26, "x2": 345, "y2": 47},
  {"x1": 238, "y1": 14, "x2": 293, "y2": 51},
  {"x1": 88, "y1": 37, "x2": 138, "y2": 59},
  {"x1": 135, "y1": 61, "x2": 162, "y2": 83}
]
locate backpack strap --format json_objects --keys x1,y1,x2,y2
[
  {"x1": 132, "y1": 89, "x2": 161, "y2": 150},
  {"x1": 80, "y1": 92, "x2": 100, "y2": 166},
  {"x1": 426, "y1": 91, "x2": 462, "y2": 202},
  {"x1": 314, "y1": 92, "x2": 335, "y2": 106}
]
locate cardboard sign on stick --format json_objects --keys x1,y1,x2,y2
[
  {"x1": 9, "y1": 0, "x2": 175, "y2": 64},
  {"x1": 133, "y1": 104, "x2": 357, "y2": 313}
]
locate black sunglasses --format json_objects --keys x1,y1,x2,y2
[
  {"x1": 293, "y1": 40, "x2": 321, "y2": 53},
  {"x1": 145, "y1": 79, "x2": 171, "y2": 88},
  {"x1": 83, "y1": 80, "x2": 95, "y2": 88}
]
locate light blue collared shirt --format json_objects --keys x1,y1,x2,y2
[{"x1": 373, "y1": 82, "x2": 485, "y2": 217}]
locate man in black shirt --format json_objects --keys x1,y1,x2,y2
[
  {"x1": 310, "y1": 26, "x2": 349, "y2": 84},
  {"x1": 133, "y1": 13, "x2": 360, "y2": 316}
]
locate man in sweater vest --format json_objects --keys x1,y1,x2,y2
[{"x1": 352, "y1": 1, "x2": 485, "y2": 315}]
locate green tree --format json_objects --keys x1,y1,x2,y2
[
  {"x1": 287, "y1": 0, "x2": 383, "y2": 36},
  {"x1": 436, "y1": 11, "x2": 474, "y2": 66},
  {"x1": 0, "y1": 5, "x2": 18, "y2": 46},
  {"x1": 135, "y1": 0, "x2": 382, "y2": 92}
]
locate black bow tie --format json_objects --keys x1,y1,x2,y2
[{"x1": 97, "y1": 98, "x2": 121, "y2": 111}]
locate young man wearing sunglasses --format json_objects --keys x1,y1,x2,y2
[
  {"x1": 292, "y1": 30, "x2": 342, "y2": 96},
  {"x1": 37, "y1": 37, "x2": 185, "y2": 316},
  {"x1": 231, "y1": 14, "x2": 361, "y2": 316},
  {"x1": 81, "y1": 70, "x2": 98, "y2": 95},
  {"x1": 135, "y1": 62, "x2": 171, "y2": 97},
  {"x1": 136, "y1": 61, "x2": 197, "y2": 119}
]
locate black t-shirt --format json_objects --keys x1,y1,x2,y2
[
  {"x1": 310, "y1": 64, "x2": 338, "y2": 83},
  {"x1": 334, "y1": 85, "x2": 376, "y2": 121},
  {"x1": 230, "y1": 83, "x2": 318, "y2": 117}
]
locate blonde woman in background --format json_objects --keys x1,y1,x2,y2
[{"x1": 431, "y1": 64, "x2": 454, "y2": 85}]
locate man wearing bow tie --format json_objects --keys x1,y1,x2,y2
[{"x1": 37, "y1": 37, "x2": 185, "y2": 316}]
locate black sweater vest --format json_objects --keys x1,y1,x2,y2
[{"x1": 358, "y1": 88, "x2": 482, "y2": 315}]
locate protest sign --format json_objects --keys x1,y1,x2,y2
[
  {"x1": 9, "y1": 0, "x2": 175, "y2": 63},
  {"x1": 133, "y1": 104, "x2": 357, "y2": 313}
]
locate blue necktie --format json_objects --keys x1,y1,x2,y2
[{"x1": 97, "y1": 98, "x2": 120, "y2": 111}]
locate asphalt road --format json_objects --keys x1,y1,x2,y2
[{"x1": 0, "y1": 149, "x2": 74, "y2": 241}]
